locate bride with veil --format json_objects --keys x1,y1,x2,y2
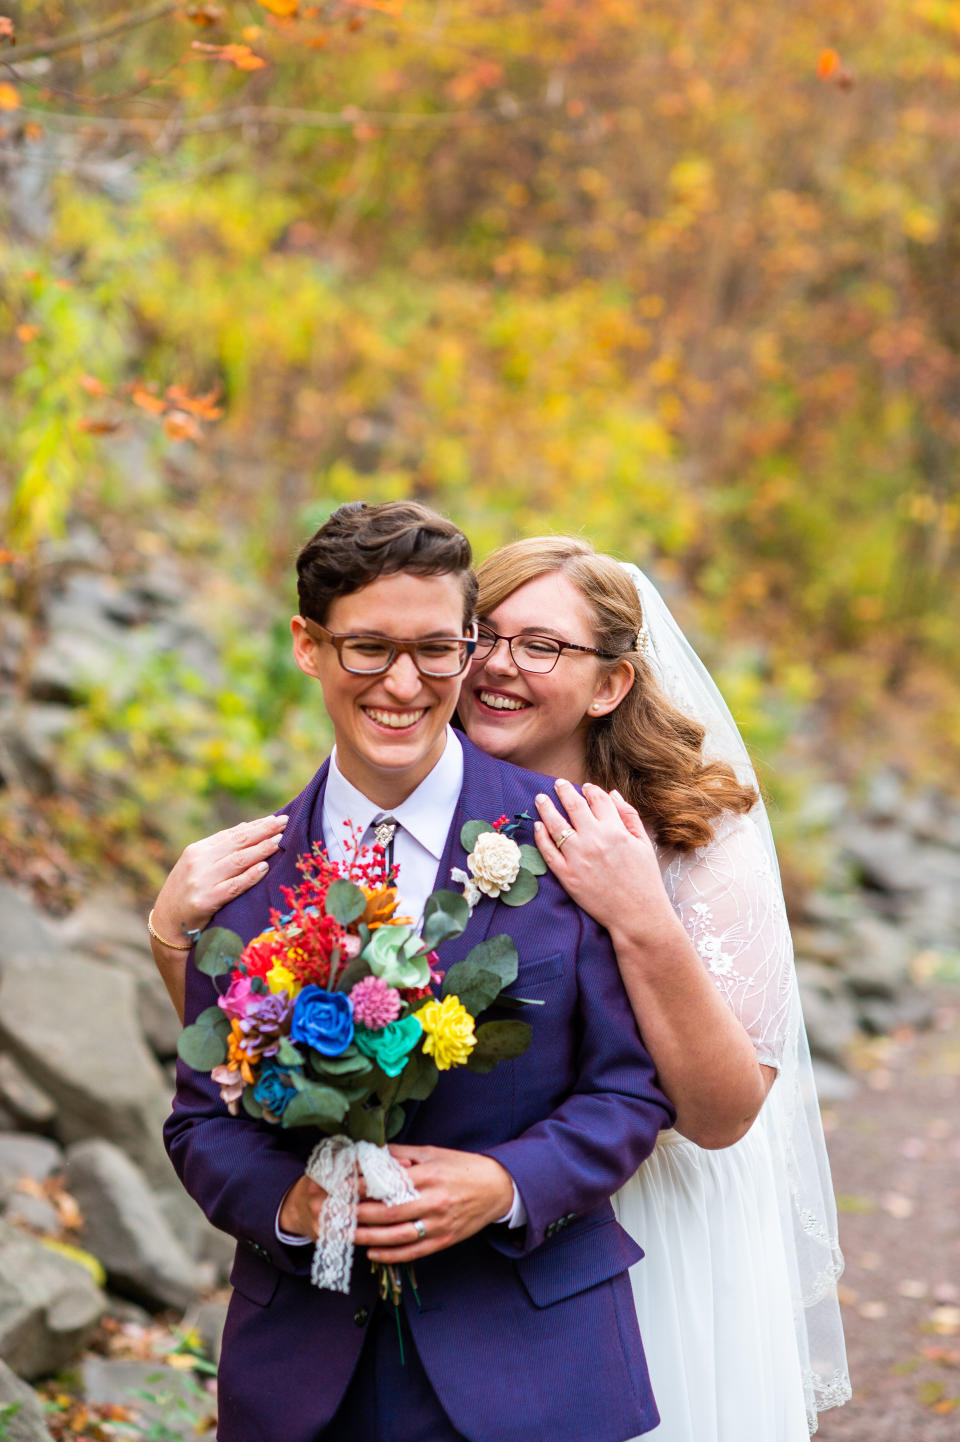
[{"x1": 148, "y1": 530, "x2": 850, "y2": 1441}]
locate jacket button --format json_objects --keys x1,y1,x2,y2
[{"x1": 354, "y1": 1307, "x2": 369, "y2": 1327}]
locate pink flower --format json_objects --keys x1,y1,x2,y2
[
  {"x1": 211, "y1": 1062, "x2": 246, "y2": 1115},
  {"x1": 218, "y1": 974, "x2": 258, "y2": 1020},
  {"x1": 349, "y1": 974, "x2": 402, "y2": 1031}
]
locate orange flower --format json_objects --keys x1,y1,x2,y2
[
  {"x1": 227, "y1": 1019, "x2": 259, "y2": 1085},
  {"x1": 360, "y1": 885, "x2": 413, "y2": 930}
]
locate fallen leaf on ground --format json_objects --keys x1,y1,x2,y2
[{"x1": 881, "y1": 1191, "x2": 914, "y2": 1219}]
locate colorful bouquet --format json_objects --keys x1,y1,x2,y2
[{"x1": 177, "y1": 819, "x2": 544, "y2": 1295}]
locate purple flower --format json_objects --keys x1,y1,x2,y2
[
  {"x1": 290, "y1": 986, "x2": 354, "y2": 1057},
  {"x1": 239, "y1": 991, "x2": 294, "y2": 1060}
]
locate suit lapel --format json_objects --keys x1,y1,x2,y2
[{"x1": 431, "y1": 737, "x2": 508, "y2": 970}]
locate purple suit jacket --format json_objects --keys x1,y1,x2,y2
[{"x1": 164, "y1": 738, "x2": 674, "y2": 1442}]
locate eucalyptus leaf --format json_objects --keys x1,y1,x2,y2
[
  {"x1": 463, "y1": 934, "x2": 519, "y2": 989},
  {"x1": 307, "y1": 1045, "x2": 373, "y2": 1080},
  {"x1": 518, "y1": 843, "x2": 547, "y2": 876},
  {"x1": 194, "y1": 927, "x2": 243, "y2": 977},
  {"x1": 325, "y1": 879, "x2": 367, "y2": 926},
  {"x1": 460, "y1": 818, "x2": 494, "y2": 852},
  {"x1": 466, "y1": 1020, "x2": 533, "y2": 1073},
  {"x1": 275, "y1": 1037, "x2": 303, "y2": 1067},
  {"x1": 241, "y1": 1089, "x2": 263, "y2": 1120},
  {"x1": 347, "y1": 1100, "x2": 386, "y2": 1145},
  {"x1": 177, "y1": 1011, "x2": 229, "y2": 1071},
  {"x1": 385, "y1": 1104, "x2": 406, "y2": 1140},
  {"x1": 334, "y1": 955, "x2": 373, "y2": 994},
  {"x1": 281, "y1": 1080, "x2": 349, "y2": 1130},
  {"x1": 495, "y1": 993, "x2": 546, "y2": 1009},
  {"x1": 441, "y1": 963, "x2": 503, "y2": 1017},
  {"x1": 499, "y1": 868, "x2": 539, "y2": 907},
  {"x1": 394, "y1": 1047, "x2": 439, "y2": 1103},
  {"x1": 422, "y1": 889, "x2": 470, "y2": 949}
]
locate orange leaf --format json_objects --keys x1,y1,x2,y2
[
  {"x1": 184, "y1": 3, "x2": 223, "y2": 23},
  {"x1": 0, "y1": 81, "x2": 20, "y2": 110},
  {"x1": 165, "y1": 383, "x2": 223, "y2": 419},
  {"x1": 817, "y1": 48, "x2": 840, "y2": 80},
  {"x1": 191, "y1": 39, "x2": 267, "y2": 68},
  {"x1": 0, "y1": 549, "x2": 18, "y2": 565},
  {"x1": 24, "y1": 121, "x2": 44, "y2": 140},
  {"x1": 79, "y1": 374, "x2": 107, "y2": 397},
  {"x1": 0, "y1": 16, "x2": 14, "y2": 41},
  {"x1": 164, "y1": 409, "x2": 200, "y2": 441},
  {"x1": 16, "y1": 323, "x2": 39, "y2": 342},
  {"x1": 78, "y1": 417, "x2": 122, "y2": 435},
  {"x1": 131, "y1": 386, "x2": 167, "y2": 415},
  {"x1": 258, "y1": 0, "x2": 299, "y2": 15}
]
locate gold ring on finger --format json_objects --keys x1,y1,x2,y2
[{"x1": 555, "y1": 829, "x2": 574, "y2": 851}]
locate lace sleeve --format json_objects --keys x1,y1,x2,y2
[{"x1": 658, "y1": 811, "x2": 795, "y2": 1069}]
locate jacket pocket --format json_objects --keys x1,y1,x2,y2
[
  {"x1": 230, "y1": 1245, "x2": 281, "y2": 1307},
  {"x1": 516, "y1": 1217, "x2": 644, "y2": 1309},
  {"x1": 504, "y1": 951, "x2": 566, "y2": 993}
]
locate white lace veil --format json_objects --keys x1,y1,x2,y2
[{"x1": 623, "y1": 563, "x2": 851, "y2": 1431}]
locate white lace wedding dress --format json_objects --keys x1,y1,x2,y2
[{"x1": 613, "y1": 810, "x2": 850, "y2": 1440}]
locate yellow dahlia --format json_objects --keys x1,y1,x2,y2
[
  {"x1": 265, "y1": 961, "x2": 300, "y2": 997},
  {"x1": 418, "y1": 995, "x2": 477, "y2": 1071}
]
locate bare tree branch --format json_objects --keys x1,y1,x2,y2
[{"x1": 6, "y1": 1, "x2": 179, "y2": 66}]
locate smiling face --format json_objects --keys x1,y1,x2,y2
[
  {"x1": 291, "y1": 570, "x2": 468, "y2": 808},
  {"x1": 459, "y1": 570, "x2": 632, "y2": 781}
]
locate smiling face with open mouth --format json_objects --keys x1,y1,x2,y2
[
  {"x1": 292, "y1": 570, "x2": 468, "y2": 808},
  {"x1": 459, "y1": 570, "x2": 614, "y2": 783}
]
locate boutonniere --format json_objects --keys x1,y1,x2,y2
[{"x1": 451, "y1": 812, "x2": 547, "y2": 913}]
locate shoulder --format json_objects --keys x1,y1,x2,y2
[{"x1": 457, "y1": 733, "x2": 561, "y2": 809}]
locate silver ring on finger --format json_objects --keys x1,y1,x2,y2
[
  {"x1": 412, "y1": 1218, "x2": 427, "y2": 1241},
  {"x1": 555, "y1": 828, "x2": 575, "y2": 852}
]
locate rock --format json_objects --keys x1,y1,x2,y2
[
  {"x1": 0, "y1": 1137, "x2": 63, "y2": 1207},
  {"x1": 811, "y1": 1060, "x2": 859, "y2": 1105},
  {"x1": 0, "y1": 1218, "x2": 105, "y2": 1380},
  {"x1": 4, "y1": 1192, "x2": 60, "y2": 1236},
  {"x1": 0, "y1": 954, "x2": 174, "y2": 1183},
  {"x1": 791, "y1": 924, "x2": 847, "y2": 966},
  {"x1": 64, "y1": 1141, "x2": 205, "y2": 1311},
  {"x1": 0, "y1": 705, "x2": 74, "y2": 796},
  {"x1": 797, "y1": 983, "x2": 860, "y2": 1068},
  {"x1": 839, "y1": 821, "x2": 926, "y2": 898},
  {"x1": 0, "y1": 1057, "x2": 56, "y2": 1130},
  {"x1": 81, "y1": 1357, "x2": 216, "y2": 1437},
  {"x1": 863, "y1": 768, "x2": 906, "y2": 824},
  {"x1": 0, "y1": 1357, "x2": 56, "y2": 1441},
  {"x1": 856, "y1": 986, "x2": 937, "y2": 1037},
  {"x1": 0, "y1": 885, "x2": 62, "y2": 974},
  {"x1": 136, "y1": 979, "x2": 183, "y2": 1062},
  {"x1": 156, "y1": 1187, "x2": 234, "y2": 1284},
  {"x1": 181, "y1": 1297, "x2": 228, "y2": 1364},
  {"x1": 841, "y1": 915, "x2": 916, "y2": 999}
]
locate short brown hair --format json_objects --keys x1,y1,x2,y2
[
  {"x1": 297, "y1": 501, "x2": 477, "y2": 625},
  {"x1": 476, "y1": 536, "x2": 758, "y2": 851}
]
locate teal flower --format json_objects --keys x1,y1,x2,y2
[
  {"x1": 363, "y1": 925, "x2": 431, "y2": 990},
  {"x1": 354, "y1": 1014, "x2": 423, "y2": 1077}
]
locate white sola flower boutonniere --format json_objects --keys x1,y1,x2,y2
[{"x1": 451, "y1": 812, "x2": 547, "y2": 913}]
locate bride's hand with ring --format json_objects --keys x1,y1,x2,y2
[{"x1": 534, "y1": 779, "x2": 683, "y2": 948}]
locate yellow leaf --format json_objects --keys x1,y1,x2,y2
[
  {"x1": 40, "y1": 1238, "x2": 107, "y2": 1286},
  {"x1": 258, "y1": 0, "x2": 299, "y2": 15},
  {"x1": 0, "y1": 81, "x2": 20, "y2": 111}
]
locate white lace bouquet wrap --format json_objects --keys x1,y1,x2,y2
[{"x1": 306, "y1": 1134, "x2": 419, "y2": 1293}]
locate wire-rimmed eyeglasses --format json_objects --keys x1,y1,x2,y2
[
  {"x1": 301, "y1": 618, "x2": 478, "y2": 678},
  {"x1": 472, "y1": 624, "x2": 621, "y2": 675}
]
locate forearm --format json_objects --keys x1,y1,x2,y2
[
  {"x1": 149, "y1": 932, "x2": 188, "y2": 1023},
  {"x1": 610, "y1": 915, "x2": 772, "y2": 1149}
]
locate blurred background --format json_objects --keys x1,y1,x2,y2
[{"x1": 0, "y1": 2, "x2": 959, "y2": 1437}]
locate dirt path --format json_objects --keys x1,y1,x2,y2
[{"x1": 815, "y1": 988, "x2": 960, "y2": 1441}]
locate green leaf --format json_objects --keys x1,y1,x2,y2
[
  {"x1": 334, "y1": 955, "x2": 373, "y2": 993},
  {"x1": 346, "y1": 1100, "x2": 386, "y2": 1145},
  {"x1": 518, "y1": 843, "x2": 547, "y2": 876},
  {"x1": 460, "y1": 819, "x2": 494, "y2": 852},
  {"x1": 495, "y1": 993, "x2": 546, "y2": 1008},
  {"x1": 194, "y1": 927, "x2": 243, "y2": 977},
  {"x1": 325, "y1": 880, "x2": 367, "y2": 925},
  {"x1": 394, "y1": 1046, "x2": 439, "y2": 1103},
  {"x1": 176, "y1": 1006, "x2": 229, "y2": 1071},
  {"x1": 421, "y1": 889, "x2": 470, "y2": 948},
  {"x1": 241, "y1": 1088, "x2": 263, "y2": 1120},
  {"x1": 499, "y1": 868, "x2": 538, "y2": 907},
  {"x1": 463, "y1": 934, "x2": 519, "y2": 989},
  {"x1": 466, "y1": 1020, "x2": 533, "y2": 1073},
  {"x1": 442, "y1": 963, "x2": 503, "y2": 1017},
  {"x1": 275, "y1": 1037, "x2": 304, "y2": 1067},
  {"x1": 307, "y1": 1044, "x2": 374, "y2": 1079},
  {"x1": 385, "y1": 1104, "x2": 406, "y2": 1140},
  {"x1": 281, "y1": 1080, "x2": 350, "y2": 1131}
]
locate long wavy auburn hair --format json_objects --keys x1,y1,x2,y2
[{"x1": 475, "y1": 537, "x2": 758, "y2": 852}]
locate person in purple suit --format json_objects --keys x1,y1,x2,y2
[{"x1": 163, "y1": 500, "x2": 675, "y2": 1442}]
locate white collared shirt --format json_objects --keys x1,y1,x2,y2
[{"x1": 321, "y1": 726, "x2": 464, "y2": 918}]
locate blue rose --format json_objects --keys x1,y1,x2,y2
[
  {"x1": 290, "y1": 985, "x2": 354, "y2": 1057},
  {"x1": 252, "y1": 1061, "x2": 300, "y2": 1119}
]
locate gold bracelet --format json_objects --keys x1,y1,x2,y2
[{"x1": 147, "y1": 907, "x2": 195, "y2": 951}]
